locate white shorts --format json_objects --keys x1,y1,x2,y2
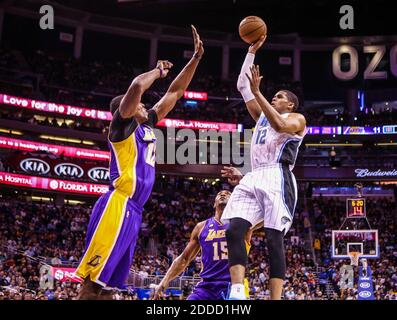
[{"x1": 221, "y1": 164, "x2": 298, "y2": 235}]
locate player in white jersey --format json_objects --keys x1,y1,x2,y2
[{"x1": 221, "y1": 36, "x2": 307, "y2": 300}]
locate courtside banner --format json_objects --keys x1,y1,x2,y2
[
  {"x1": 0, "y1": 92, "x2": 242, "y2": 132},
  {"x1": 0, "y1": 93, "x2": 112, "y2": 121},
  {"x1": 0, "y1": 172, "x2": 108, "y2": 195},
  {"x1": 0, "y1": 137, "x2": 110, "y2": 161},
  {"x1": 52, "y1": 267, "x2": 82, "y2": 283},
  {"x1": 183, "y1": 91, "x2": 208, "y2": 100},
  {"x1": 157, "y1": 118, "x2": 239, "y2": 132},
  {"x1": 358, "y1": 266, "x2": 375, "y2": 300}
]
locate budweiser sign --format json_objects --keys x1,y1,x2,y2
[{"x1": 355, "y1": 168, "x2": 397, "y2": 178}]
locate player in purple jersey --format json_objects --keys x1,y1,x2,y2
[
  {"x1": 153, "y1": 190, "x2": 255, "y2": 300},
  {"x1": 76, "y1": 26, "x2": 204, "y2": 300}
]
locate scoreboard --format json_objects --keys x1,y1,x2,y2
[{"x1": 346, "y1": 198, "x2": 366, "y2": 217}]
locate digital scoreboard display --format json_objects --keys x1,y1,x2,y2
[{"x1": 346, "y1": 198, "x2": 366, "y2": 217}]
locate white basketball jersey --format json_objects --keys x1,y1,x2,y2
[{"x1": 251, "y1": 112, "x2": 305, "y2": 170}]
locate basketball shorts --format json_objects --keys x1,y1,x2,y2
[
  {"x1": 75, "y1": 189, "x2": 142, "y2": 289},
  {"x1": 187, "y1": 281, "x2": 229, "y2": 300},
  {"x1": 187, "y1": 279, "x2": 250, "y2": 300},
  {"x1": 221, "y1": 164, "x2": 297, "y2": 235}
]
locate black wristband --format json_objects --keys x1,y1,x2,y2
[{"x1": 193, "y1": 53, "x2": 202, "y2": 60}]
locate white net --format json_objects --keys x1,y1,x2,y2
[{"x1": 348, "y1": 251, "x2": 361, "y2": 266}]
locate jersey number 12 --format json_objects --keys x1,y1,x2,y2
[{"x1": 255, "y1": 128, "x2": 267, "y2": 145}]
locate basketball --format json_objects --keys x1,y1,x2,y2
[{"x1": 239, "y1": 16, "x2": 267, "y2": 44}]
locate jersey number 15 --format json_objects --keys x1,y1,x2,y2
[{"x1": 213, "y1": 241, "x2": 228, "y2": 261}]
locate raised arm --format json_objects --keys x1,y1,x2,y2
[
  {"x1": 118, "y1": 60, "x2": 173, "y2": 118},
  {"x1": 237, "y1": 36, "x2": 267, "y2": 122},
  {"x1": 152, "y1": 25, "x2": 204, "y2": 121},
  {"x1": 152, "y1": 221, "x2": 204, "y2": 299},
  {"x1": 247, "y1": 65, "x2": 306, "y2": 135}
]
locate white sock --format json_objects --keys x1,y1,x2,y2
[{"x1": 229, "y1": 283, "x2": 246, "y2": 300}]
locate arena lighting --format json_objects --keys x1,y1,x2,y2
[
  {"x1": 0, "y1": 128, "x2": 23, "y2": 135},
  {"x1": 305, "y1": 143, "x2": 363, "y2": 147},
  {"x1": 65, "y1": 199, "x2": 86, "y2": 205},
  {"x1": 39, "y1": 135, "x2": 87, "y2": 144},
  {"x1": 82, "y1": 140, "x2": 95, "y2": 145},
  {"x1": 376, "y1": 142, "x2": 397, "y2": 146},
  {"x1": 31, "y1": 196, "x2": 52, "y2": 202}
]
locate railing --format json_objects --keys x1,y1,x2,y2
[
  {"x1": 126, "y1": 270, "x2": 202, "y2": 289},
  {"x1": 1, "y1": 244, "x2": 79, "y2": 268}
]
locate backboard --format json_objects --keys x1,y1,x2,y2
[{"x1": 331, "y1": 229, "x2": 379, "y2": 259}]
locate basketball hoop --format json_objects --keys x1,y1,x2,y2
[{"x1": 348, "y1": 251, "x2": 361, "y2": 266}]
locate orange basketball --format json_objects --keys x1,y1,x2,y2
[{"x1": 239, "y1": 16, "x2": 267, "y2": 44}]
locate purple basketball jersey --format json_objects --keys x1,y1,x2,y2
[
  {"x1": 108, "y1": 122, "x2": 156, "y2": 208},
  {"x1": 199, "y1": 217, "x2": 230, "y2": 282}
]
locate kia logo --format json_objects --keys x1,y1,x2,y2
[
  {"x1": 360, "y1": 282, "x2": 371, "y2": 289},
  {"x1": 88, "y1": 167, "x2": 109, "y2": 182},
  {"x1": 358, "y1": 291, "x2": 372, "y2": 298},
  {"x1": 20, "y1": 158, "x2": 50, "y2": 174},
  {"x1": 54, "y1": 163, "x2": 84, "y2": 178}
]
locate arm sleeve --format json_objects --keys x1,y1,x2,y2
[{"x1": 237, "y1": 53, "x2": 256, "y2": 102}]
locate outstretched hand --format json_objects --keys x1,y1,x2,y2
[
  {"x1": 248, "y1": 35, "x2": 267, "y2": 54},
  {"x1": 152, "y1": 283, "x2": 166, "y2": 300},
  {"x1": 221, "y1": 166, "x2": 243, "y2": 186},
  {"x1": 246, "y1": 65, "x2": 263, "y2": 95},
  {"x1": 156, "y1": 60, "x2": 173, "y2": 78},
  {"x1": 191, "y1": 25, "x2": 204, "y2": 59}
]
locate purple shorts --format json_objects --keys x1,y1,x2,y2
[
  {"x1": 187, "y1": 280, "x2": 229, "y2": 300},
  {"x1": 76, "y1": 190, "x2": 142, "y2": 289}
]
